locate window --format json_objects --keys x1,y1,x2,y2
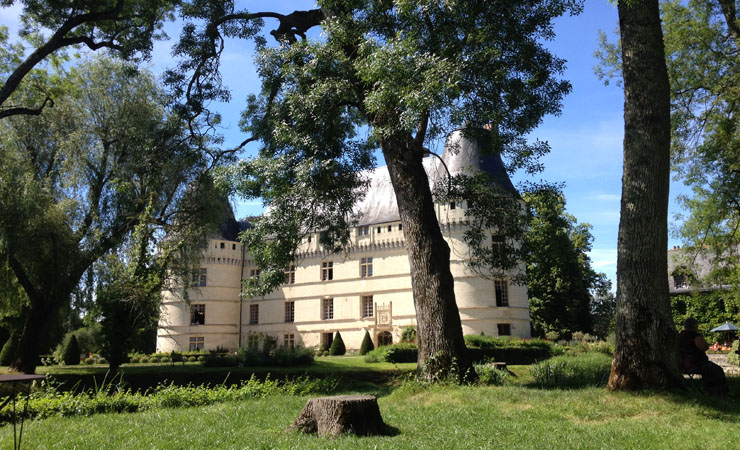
[
  {"x1": 247, "y1": 333, "x2": 259, "y2": 350},
  {"x1": 377, "y1": 226, "x2": 381, "y2": 234},
  {"x1": 388, "y1": 225, "x2": 392, "y2": 232},
  {"x1": 398, "y1": 223, "x2": 402, "y2": 231},
  {"x1": 321, "y1": 332, "x2": 334, "y2": 349},
  {"x1": 361, "y1": 296, "x2": 374, "y2": 318},
  {"x1": 249, "y1": 304, "x2": 259, "y2": 325},
  {"x1": 358, "y1": 226, "x2": 369, "y2": 236},
  {"x1": 284, "y1": 333, "x2": 295, "y2": 348},
  {"x1": 673, "y1": 274, "x2": 688, "y2": 289},
  {"x1": 250, "y1": 268, "x2": 261, "y2": 279},
  {"x1": 232, "y1": 243, "x2": 236, "y2": 250},
  {"x1": 284, "y1": 265, "x2": 295, "y2": 284},
  {"x1": 321, "y1": 261, "x2": 333, "y2": 281},
  {"x1": 191, "y1": 268, "x2": 207, "y2": 287},
  {"x1": 190, "y1": 304, "x2": 205, "y2": 325},
  {"x1": 495, "y1": 280, "x2": 509, "y2": 307},
  {"x1": 219, "y1": 242, "x2": 224, "y2": 249},
  {"x1": 322, "y1": 298, "x2": 334, "y2": 320},
  {"x1": 492, "y1": 234, "x2": 505, "y2": 261},
  {"x1": 360, "y1": 257, "x2": 373, "y2": 277},
  {"x1": 285, "y1": 301, "x2": 295, "y2": 323},
  {"x1": 450, "y1": 201, "x2": 456, "y2": 210},
  {"x1": 497, "y1": 323, "x2": 512, "y2": 336},
  {"x1": 189, "y1": 336, "x2": 204, "y2": 351}
]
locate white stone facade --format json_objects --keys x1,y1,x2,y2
[{"x1": 157, "y1": 131, "x2": 531, "y2": 352}]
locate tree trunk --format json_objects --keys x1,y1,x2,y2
[
  {"x1": 11, "y1": 298, "x2": 53, "y2": 374},
  {"x1": 382, "y1": 137, "x2": 474, "y2": 382},
  {"x1": 607, "y1": 0, "x2": 682, "y2": 390},
  {"x1": 288, "y1": 395, "x2": 387, "y2": 437}
]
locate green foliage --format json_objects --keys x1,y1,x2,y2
[
  {"x1": 0, "y1": 334, "x2": 18, "y2": 366},
  {"x1": 235, "y1": 345, "x2": 314, "y2": 367},
  {"x1": 400, "y1": 326, "x2": 417, "y2": 343},
  {"x1": 0, "y1": 55, "x2": 223, "y2": 371},
  {"x1": 524, "y1": 187, "x2": 610, "y2": 338},
  {"x1": 62, "y1": 335, "x2": 81, "y2": 366},
  {"x1": 364, "y1": 343, "x2": 418, "y2": 363},
  {"x1": 474, "y1": 365, "x2": 508, "y2": 386},
  {"x1": 464, "y1": 336, "x2": 555, "y2": 365},
  {"x1": 531, "y1": 352, "x2": 612, "y2": 388},
  {"x1": 329, "y1": 332, "x2": 346, "y2": 356},
  {"x1": 728, "y1": 340, "x2": 739, "y2": 366},
  {"x1": 359, "y1": 330, "x2": 374, "y2": 355},
  {"x1": 671, "y1": 291, "x2": 740, "y2": 337},
  {"x1": 0, "y1": 374, "x2": 337, "y2": 425}
]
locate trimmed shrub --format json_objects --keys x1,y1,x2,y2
[
  {"x1": 139, "y1": 356, "x2": 149, "y2": 363},
  {"x1": 197, "y1": 355, "x2": 206, "y2": 362},
  {"x1": 149, "y1": 356, "x2": 160, "y2": 363},
  {"x1": 187, "y1": 356, "x2": 197, "y2": 362},
  {"x1": 62, "y1": 335, "x2": 81, "y2": 366},
  {"x1": 0, "y1": 335, "x2": 18, "y2": 366},
  {"x1": 532, "y1": 352, "x2": 612, "y2": 388},
  {"x1": 329, "y1": 332, "x2": 346, "y2": 356},
  {"x1": 359, "y1": 330, "x2": 374, "y2": 355},
  {"x1": 465, "y1": 335, "x2": 555, "y2": 364},
  {"x1": 728, "y1": 340, "x2": 739, "y2": 366},
  {"x1": 365, "y1": 343, "x2": 417, "y2": 363},
  {"x1": 401, "y1": 326, "x2": 417, "y2": 343},
  {"x1": 203, "y1": 353, "x2": 238, "y2": 367},
  {"x1": 475, "y1": 364, "x2": 508, "y2": 386}
]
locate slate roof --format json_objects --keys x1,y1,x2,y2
[{"x1": 354, "y1": 129, "x2": 516, "y2": 226}]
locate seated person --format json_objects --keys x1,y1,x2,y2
[{"x1": 678, "y1": 317, "x2": 728, "y2": 396}]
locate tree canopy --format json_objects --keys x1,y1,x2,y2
[{"x1": 0, "y1": 56, "x2": 220, "y2": 372}]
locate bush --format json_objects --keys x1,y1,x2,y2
[
  {"x1": 728, "y1": 340, "x2": 740, "y2": 366},
  {"x1": 0, "y1": 334, "x2": 18, "y2": 366},
  {"x1": 203, "y1": 353, "x2": 238, "y2": 367},
  {"x1": 474, "y1": 364, "x2": 508, "y2": 386},
  {"x1": 464, "y1": 335, "x2": 555, "y2": 364},
  {"x1": 139, "y1": 356, "x2": 149, "y2": 363},
  {"x1": 197, "y1": 355, "x2": 206, "y2": 362},
  {"x1": 365, "y1": 343, "x2": 418, "y2": 363},
  {"x1": 329, "y1": 332, "x2": 346, "y2": 356},
  {"x1": 148, "y1": 356, "x2": 160, "y2": 363},
  {"x1": 187, "y1": 356, "x2": 197, "y2": 362},
  {"x1": 98, "y1": 357, "x2": 107, "y2": 364},
  {"x1": 62, "y1": 335, "x2": 82, "y2": 366},
  {"x1": 0, "y1": 374, "x2": 339, "y2": 425},
  {"x1": 84, "y1": 358, "x2": 95, "y2": 365},
  {"x1": 236, "y1": 344, "x2": 314, "y2": 367},
  {"x1": 401, "y1": 326, "x2": 417, "y2": 343},
  {"x1": 532, "y1": 352, "x2": 612, "y2": 388},
  {"x1": 360, "y1": 330, "x2": 374, "y2": 355}
]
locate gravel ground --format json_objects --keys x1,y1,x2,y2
[{"x1": 708, "y1": 353, "x2": 740, "y2": 376}]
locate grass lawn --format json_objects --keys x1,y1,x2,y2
[{"x1": 0, "y1": 381, "x2": 738, "y2": 449}]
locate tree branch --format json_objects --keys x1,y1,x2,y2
[{"x1": 0, "y1": 96, "x2": 54, "y2": 119}]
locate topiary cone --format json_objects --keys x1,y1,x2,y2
[
  {"x1": 329, "y1": 331, "x2": 346, "y2": 356},
  {"x1": 360, "y1": 330, "x2": 374, "y2": 355}
]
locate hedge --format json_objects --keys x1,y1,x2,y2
[{"x1": 464, "y1": 335, "x2": 556, "y2": 364}]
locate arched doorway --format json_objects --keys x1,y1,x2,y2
[{"x1": 377, "y1": 331, "x2": 393, "y2": 347}]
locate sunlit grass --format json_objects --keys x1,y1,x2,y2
[{"x1": 1, "y1": 381, "x2": 738, "y2": 449}]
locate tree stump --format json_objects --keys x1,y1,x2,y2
[{"x1": 287, "y1": 395, "x2": 386, "y2": 437}]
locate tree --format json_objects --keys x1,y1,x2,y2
[
  {"x1": 590, "y1": 276, "x2": 617, "y2": 340},
  {"x1": 524, "y1": 187, "x2": 602, "y2": 339},
  {"x1": 179, "y1": 0, "x2": 581, "y2": 381},
  {"x1": 329, "y1": 331, "x2": 346, "y2": 356},
  {"x1": 0, "y1": 56, "x2": 218, "y2": 373},
  {"x1": 359, "y1": 330, "x2": 374, "y2": 356},
  {"x1": 0, "y1": 0, "x2": 175, "y2": 118},
  {"x1": 597, "y1": 1, "x2": 740, "y2": 313},
  {"x1": 62, "y1": 334, "x2": 81, "y2": 365},
  {"x1": 607, "y1": 0, "x2": 682, "y2": 390},
  {"x1": 660, "y1": 0, "x2": 740, "y2": 296}
]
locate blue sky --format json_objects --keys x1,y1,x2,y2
[{"x1": 1, "y1": 0, "x2": 691, "y2": 289}]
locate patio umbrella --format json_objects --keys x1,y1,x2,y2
[
  {"x1": 710, "y1": 322, "x2": 739, "y2": 332},
  {"x1": 710, "y1": 322, "x2": 739, "y2": 346}
]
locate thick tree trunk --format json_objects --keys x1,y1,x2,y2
[
  {"x1": 607, "y1": 0, "x2": 682, "y2": 390},
  {"x1": 382, "y1": 138, "x2": 474, "y2": 382},
  {"x1": 11, "y1": 299, "x2": 54, "y2": 374}
]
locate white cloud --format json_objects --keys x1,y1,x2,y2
[{"x1": 589, "y1": 193, "x2": 620, "y2": 202}]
